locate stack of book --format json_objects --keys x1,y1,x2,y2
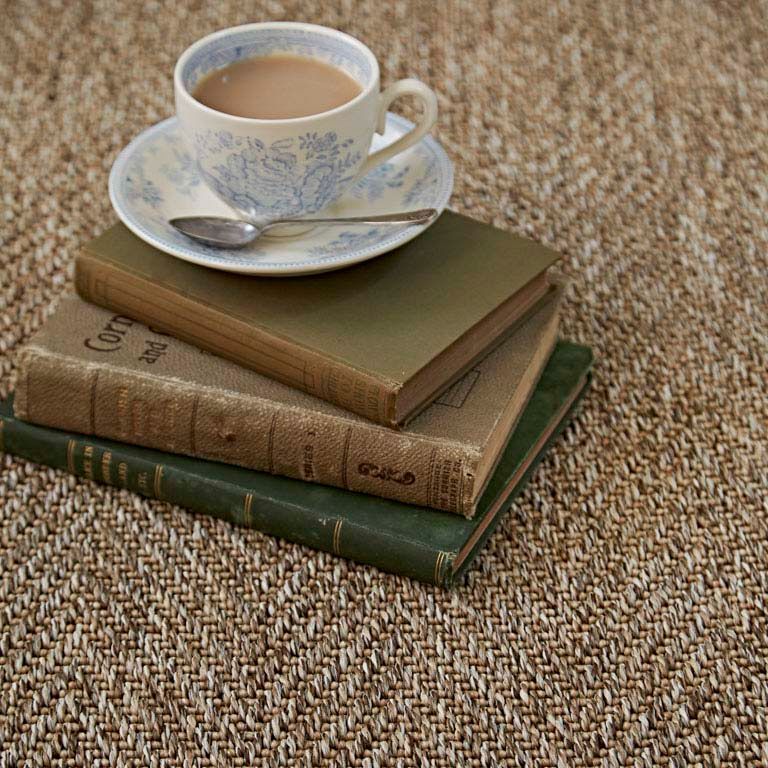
[{"x1": 3, "y1": 211, "x2": 592, "y2": 585}]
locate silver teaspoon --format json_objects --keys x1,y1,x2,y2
[{"x1": 169, "y1": 208, "x2": 438, "y2": 249}]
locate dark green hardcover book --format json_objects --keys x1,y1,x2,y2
[{"x1": 0, "y1": 342, "x2": 591, "y2": 586}]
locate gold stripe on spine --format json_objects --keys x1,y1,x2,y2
[
  {"x1": 243, "y1": 493, "x2": 254, "y2": 525},
  {"x1": 154, "y1": 465, "x2": 164, "y2": 499},
  {"x1": 66, "y1": 440, "x2": 76, "y2": 474},
  {"x1": 434, "y1": 551, "x2": 446, "y2": 584},
  {"x1": 101, "y1": 451, "x2": 112, "y2": 483},
  {"x1": 89, "y1": 370, "x2": 99, "y2": 433},
  {"x1": 266, "y1": 414, "x2": 277, "y2": 474},
  {"x1": 340, "y1": 428, "x2": 353, "y2": 489},
  {"x1": 190, "y1": 395, "x2": 199, "y2": 454},
  {"x1": 333, "y1": 519, "x2": 343, "y2": 554}
]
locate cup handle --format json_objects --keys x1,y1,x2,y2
[{"x1": 355, "y1": 78, "x2": 438, "y2": 180}]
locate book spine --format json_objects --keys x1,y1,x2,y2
[
  {"x1": 14, "y1": 346, "x2": 479, "y2": 515},
  {"x1": 74, "y1": 254, "x2": 398, "y2": 426},
  {"x1": 0, "y1": 413, "x2": 453, "y2": 585}
]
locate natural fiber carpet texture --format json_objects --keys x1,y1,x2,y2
[{"x1": 2, "y1": 1, "x2": 767, "y2": 765}]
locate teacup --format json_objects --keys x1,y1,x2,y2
[{"x1": 174, "y1": 22, "x2": 438, "y2": 222}]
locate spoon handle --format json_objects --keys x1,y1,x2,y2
[{"x1": 272, "y1": 208, "x2": 437, "y2": 228}]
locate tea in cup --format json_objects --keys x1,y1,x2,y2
[{"x1": 174, "y1": 22, "x2": 438, "y2": 222}]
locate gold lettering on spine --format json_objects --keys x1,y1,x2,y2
[
  {"x1": 153, "y1": 465, "x2": 164, "y2": 499},
  {"x1": 117, "y1": 387, "x2": 130, "y2": 437},
  {"x1": 115, "y1": 386, "x2": 179, "y2": 450},
  {"x1": 166, "y1": 400, "x2": 178, "y2": 451},
  {"x1": 332, "y1": 519, "x2": 343, "y2": 554},
  {"x1": 101, "y1": 451, "x2": 112, "y2": 483},
  {"x1": 83, "y1": 445, "x2": 94, "y2": 480},
  {"x1": 66, "y1": 440, "x2": 76, "y2": 474},
  {"x1": 138, "y1": 472, "x2": 149, "y2": 493},
  {"x1": 118, "y1": 462, "x2": 128, "y2": 487},
  {"x1": 426, "y1": 454, "x2": 463, "y2": 514}
]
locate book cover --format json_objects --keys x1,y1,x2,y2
[
  {"x1": 2, "y1": 341, "x2": 592, "y2": 586},
  {"x1": 14, "y1": 291, "x2": 560, "y2": 516},
  {"x1": 74, "y1": 211, "x2": 559, "y2": 426}
]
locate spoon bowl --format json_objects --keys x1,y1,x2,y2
[{"x1": 170, "y1": 216, "x2": 261, "y2": 248}]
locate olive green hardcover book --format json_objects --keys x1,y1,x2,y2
[
  {"x1": 74, "y1": 211, "x2": 559, "y2": 427},
  {"x1": 1, "y1": 342, "x2": 591, "y2": 586}
]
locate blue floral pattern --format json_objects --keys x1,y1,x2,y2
[
  {"x1": 124, "y1": 147, "x2": 163, "y2": 209},
  {"x1": 403, "y1": 149, "x2": 440, "y2": 207},
  {"x1": 159, "y1": 145, "x2": 201, "y2": 198},
  {"x1": 192, "y1": 129, "x2": 363, "y2": 217},
  {"x1": 351, "y1": 162, "x2": 410, "y2": 202},
  {"x1": 307, "y1": 227, "x2": 387, "y2": 257},
  {"x1": 109, "y1": 114, "x2": 453, "y2": 274}
]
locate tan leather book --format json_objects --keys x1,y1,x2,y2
[
  {"x1": 14, "y1": 291, "x2": 560, "y2": 517},
  {"x1": 74, "y1": 212, "x2": 559, "y2": 427}
]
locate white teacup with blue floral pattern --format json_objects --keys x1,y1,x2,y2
[{"x1": 174, "y1": 22, "x2": 438, "y2": 224}]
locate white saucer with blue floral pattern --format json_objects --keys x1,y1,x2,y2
[{"x1": 109, "y1": 114, "x2": 453, "y2": 275}]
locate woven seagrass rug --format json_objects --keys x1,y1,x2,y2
[{"x1": 2, "y1": 1, "x2": 767, "y2": 764}]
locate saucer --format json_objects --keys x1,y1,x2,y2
[{"x1": 109, "y1": 114, "x2": 453, "y2": 275}]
